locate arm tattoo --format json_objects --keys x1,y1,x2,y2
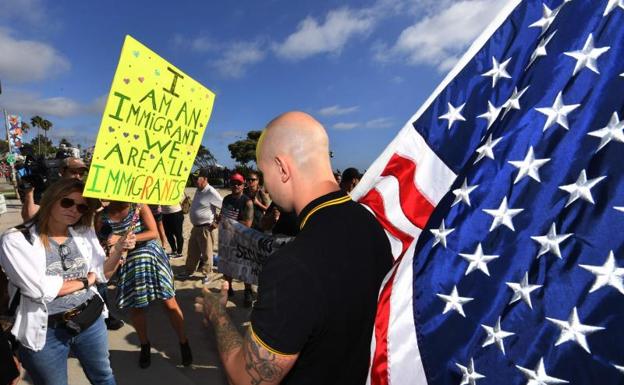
[
  {"x1": 209, "y1": 297, "x2": 244, "y2": 354},
  {"x1": 243, "y1": 329, "x2": 285, "y2": 385},
  {"x1": 243, "y1": 201, "x2": 254, "y2": 222}
]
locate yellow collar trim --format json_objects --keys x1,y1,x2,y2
[{"x1": 299, "y1": 195, "x2": 351, "y2": 230}]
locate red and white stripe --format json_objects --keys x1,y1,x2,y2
[
  {"x1": 353, "y1": 124, "x2": 456, "y2": 385},
  {"x1": 351, "y1": 3, "x2": 521, "y2": 383}
]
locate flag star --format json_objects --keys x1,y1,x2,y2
[
  {"x1": 456, "y1": 358, "x2": 485, "y2": 385},
  {"x1": 437, "y1": 286, "x2": 473, "y2": 317},
  {"x1": 579, "y1": 250, "x2": 624, "y2": 295},
  {"x1": 531, "y1": 223, "x2": 573, "y2": 259},
  {"x1": 477, "y1": 101, "x2": 502, "y2": 129},
  {"x1": 430, "y1": 219, "x2": 455, "y2": 248},
  {"x1": 502, "y1": 86, "x2": 530, "y2": 118},
  {"x1": 564, "y1": 34, "x2": 610, "y2": 76},
  {"x1": 474, "y1": 134, "x2": 503, "y2": 164},
  {"x1": 527, "y1": 30, "x2": 557, "y2": 69},
  {"x1": 459, "y1": 243, "x2": 499, "y2": 276},
  {"x1": 604, "y1": 0, "x2": 624, "y2": 16},
  {"x1": 558, "y1": 169, "x2": 606, "y2": 207},
  {"x1": 483, "y1": 197, "x2": 524, "y2": 232},
  {"x1": 529, "y1": 3, "x2": 560, "y2": 35},
  {"x1": 506, "y1": 272, "x2": 542, "y2": 309},
  {"x1": 616, "y1": 206, "x2": 624, "y2": 213},
  {"x1": 452, "y1": 179, "x2": 479, "y2": 207},
  {"x1": 587, "y1": 111, "x2": 624, "y2": 152},
  {"x1": 614, "y1": 364, "x2": 624, "y2": 373},
  {"x1": 535, "y1": 92, "x2": 581, "y2": 131},
  {"x1": 482, "y1": 57, "x2": 512, "y2": 88},
  {"x1": 481, "y1": 316, "x2": 514, "y2": 355},
  {"x1": 439, "y1": 102, "x2": 467, "y2": 129},
  {"x1": 508, "y1": 146, "x2": 550, "y2": 184},
  {"x1": 546, "y1": 307, "x2": 604, "y2": 354},
  {"x1": 516, "y1": 358, "x2": 569, "y2": 385}
]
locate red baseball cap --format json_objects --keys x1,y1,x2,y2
[{"x1": 230, "y1": 173, "x2": 245, "y2": 184}]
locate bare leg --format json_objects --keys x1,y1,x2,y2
[
  {"x1": 129, "y1": 307, "x2": 149, "y2": 344},
  {"x1": 162, "y1": 297, "x2": 187, "y2": 342}
]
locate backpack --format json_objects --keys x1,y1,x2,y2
[{"x1": 0, "y1": 225, "x2": 32, "y2": 334}]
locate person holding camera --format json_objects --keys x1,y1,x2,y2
[
  {"x1": 20, "y1": 157, "x2": 88, "y2": 222},
  {"x1": 0, "y1": 178, "x2": 135, "y2": 385}
]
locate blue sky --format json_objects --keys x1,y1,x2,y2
[{"x1": 0, "y1": 0, "x2": 507, "y2": 171}]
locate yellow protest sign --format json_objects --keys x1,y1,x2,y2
[{"x1": 84, "y1": 35, "x2": 215, "y2": 205}]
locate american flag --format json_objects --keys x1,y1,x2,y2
[{"x1": 351, "y1": 0, "x2": 624, "y2": 384}]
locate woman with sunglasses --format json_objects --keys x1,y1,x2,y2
[
  {"x1": 95, "y1": 201, "x2": 191, "y2": 369},
  {"x1": 0, "y1": 178, "x2": 135, "y2": 385}
]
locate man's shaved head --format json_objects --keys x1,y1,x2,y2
[
  {"x1": 256, "y1": 111, "x2": 338, "y2": 214},
  {"x1": 257, "y1": 111, "x2": 330, "y2": 171}
]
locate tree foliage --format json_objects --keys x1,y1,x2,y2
[
  {"x1": 227, "y1": 130, "x2": 261, "y2": 166},
  {"x1": 194, "y1": 144, "x2": 217, "y2": 169},
  {"x1": 29, "y1": 135, "x2": 56, "y2": 156}
]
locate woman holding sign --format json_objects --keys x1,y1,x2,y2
[{"x1": 95, "y1": 202, "x2": 192, "y2": 369}]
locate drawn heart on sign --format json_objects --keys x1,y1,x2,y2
[
  {"x1": 133, "y1": 134, "x2": 139, "y2": 140},
  {"x1": 108, "y1": 126, "x2": 115, "y2": 133},
  {"x1": 150, "y1": 154, "x2": 155, "y2": 159},
  {"x1": 138, "y1": 77, "x2": 144, "y2": 83},
  {"x1": 190, "y1": 88, "x2": 195, "y2": 92},
  {"x1": 154, "y1": 69, "x2": 160, "y2": 76},
  {"x1": 186, "y1": 151, "x2": 191, "y2": 155},
  {"x1": 123, "y1": 78, "x2": 130, "y2": 84},
  {"x1": 132, "y1": 50, "x2": 140, "y2": 58},
  {"x1": 123, "y1": 133, "x2": 129, "y2": 138}
]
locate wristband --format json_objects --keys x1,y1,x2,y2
[{"x1": 79, "y1": 277, "x2": 89, "y2": 290}]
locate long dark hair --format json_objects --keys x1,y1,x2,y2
[{"x1": 27, "y1": 179, "x2": 97, "y2": 249}]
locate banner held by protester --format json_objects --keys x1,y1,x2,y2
[
  {"x1": 218, "y1": 218, "x2": 293, "y2": 285},
  {"x1": 84, "y1": 35, "x2": 216, "y2": 205}
]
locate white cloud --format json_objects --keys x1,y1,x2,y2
[
  {"x1": 332, "y1": 117, "x2": 394, "y2": 130},
  {"x1": 274, "y1": 8, "x2": 375, "y2": 60},
  {"x1": 318, "y1": 105, "x2": 359, "y2": 117},
  {"x1": 0, "y1": 89, "x2": 102, "y2": 118},
  {"x1": 172, "y1": 34, "x2": 217, "y2": 53},
  {"x1": 333, "y1": 122, "x2": 359, "y2": 130},
  {"x1": 212, "y1": 41, "x2": 266, "y2": 78},
  {"x1": 0, "y1": 0, "x2": 47, "y2": 25},
  {"x1": 374, "y1": 0, "x2": 507, "y2": 71},
  {"x1": 0, "y1": 28, "x2": 70, "y2": 83},
  {"x1": 365, "y1": 117, "x2": 394, "y2": 129}
]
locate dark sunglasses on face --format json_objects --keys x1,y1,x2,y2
[
  {"x1": 60, "y1": 197, "x2": 89, "y2": 214},
  {"x1": 249, "y1": 178, "x2": 258, "y2": 181}
]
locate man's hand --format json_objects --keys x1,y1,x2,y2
[
  {"x1": 195, "y1": 281, "x2": 229, "y2": 325},
  {"x1": 107, "y1": 234, "x2": 121, "y2": 248}
]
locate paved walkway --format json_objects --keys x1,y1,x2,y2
[{"x1": 0, "y1": 184, "x2": 246, "y2": 385}]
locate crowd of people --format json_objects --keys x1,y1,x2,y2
[{"x1": 0, "y1": 111, "x2": 386, "y2": 385}]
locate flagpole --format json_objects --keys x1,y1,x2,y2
[{"x1": 3, "y1": 109, "x2": 19, "y2": 197}]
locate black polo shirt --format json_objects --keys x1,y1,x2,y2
[{"x1": 250, "y1": 190, "x2": 393, "y2": 385}]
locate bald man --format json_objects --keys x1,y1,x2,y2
[{"x1": 196, "y1": 111, "x2": 393, "y2": 385}]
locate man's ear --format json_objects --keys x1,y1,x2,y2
[{"x1": 274, "y1": 156, "x2": 290, "y2": 183}]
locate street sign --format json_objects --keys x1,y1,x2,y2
[{"x1": 6, "y1": 153, "x2": 15, "y2": 164}]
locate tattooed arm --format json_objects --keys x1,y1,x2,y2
[
  {"x1": 240, "y1": 199, "x2": 254, "y2": 228},
  {"x1": 197, "y1": 284, "x2": 298, "y2": 385}
]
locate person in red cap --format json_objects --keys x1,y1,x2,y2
[{"x1": 220, "y1": 172, "x2": 255, "y2": 307}]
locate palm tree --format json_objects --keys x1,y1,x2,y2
[
  {"x1": 30, "y1": 116, "x2": 44, "y2": 155},
  {"x1": 41, "y1": 119, "x2": 53, "y2": 140}
]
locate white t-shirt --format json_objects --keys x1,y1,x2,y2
[
  {"x1": 189, "y1": 184, "x2": 223, "y2": 225},
  {"x1": 161, "y1": 204, "x2": 181, "y2": 214}
]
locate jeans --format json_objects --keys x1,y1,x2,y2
[{"x1": 19, "y1": 316, "x2": 116, "y2": 385}]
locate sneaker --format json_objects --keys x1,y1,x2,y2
[
  {"x1": 105, "y1": 316, "x2": 124, "y2": 331},
  {"x1": 180, "y1": 340, "x2": 193, "y2": 366},
  {"x1": 139, "y1": 342, "x2": 151, "y2": 369},
  {"x1": 174, "y1": 253, "x2": 183, "y2": 258}
]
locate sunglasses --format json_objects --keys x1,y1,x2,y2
[
  {"x1": 60, "y1": 197, "x2": 89, "y2": 214},
  {"x1": 248, "y1": 178, "x2": 258, "y2": 181},
  {"x1": 59, "y1": 244, "x2": 71, "y2": 271},
  {"x1": 230, "y1": 181, "x2": 243, "y2": 186}
]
